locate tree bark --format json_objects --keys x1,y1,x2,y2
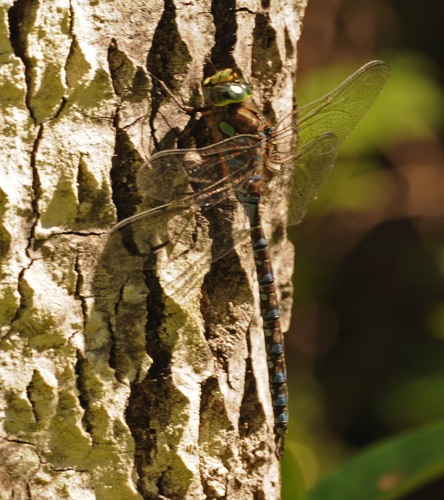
[{"x1": 0, "y1": 0, "x2": 307, "y2": 498}]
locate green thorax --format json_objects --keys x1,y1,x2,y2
[{"x1": 202, "y1": 68, "x2": 269, "y2": 139}]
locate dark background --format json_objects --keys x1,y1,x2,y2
[{"x1": 283, "y1": 0, "x2": 444, "y2": 496}]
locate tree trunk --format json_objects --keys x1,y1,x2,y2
[{"x1": 0, "y1": 0, "x2": 306, "y2": 498}]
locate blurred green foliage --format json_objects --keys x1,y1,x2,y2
[
  {"x1": 282, "y1": 51, "x2": 444, "y2": 499},
  {"x1": 297, "y1": 54, "x2": 444, "y2": 150},
  {"x1": 294, "y1": 54, "x2": 444, "y2": 216},
  {"x1": 308, "y1": 423, "x2": 444, "y2": 500}
]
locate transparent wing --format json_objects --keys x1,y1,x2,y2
[
  {"x1": 112, "y1": 185, "x2": 251, "y2": 298},
  {"x1": 112, "y1": 135, "x2": 264, "y2": 286},
  {"x1": 111, "y1": 60, "x2": 389, "y2": 284},
  {"x1": 286, "y1": 132, "x2": 341, "y2": 226},
  {"x1": 136, "y1": 134, "x2": 263, "y2": 203},
  {"x1": 271, "y1": 60, "x2": 389, "y2": 156},
  {"x1": 266, "y1": 60, "x2": 389, "y2": 226}
]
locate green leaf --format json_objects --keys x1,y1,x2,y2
[{"x1": 308, "y1": 422, "x2": 444, "y2": 500}]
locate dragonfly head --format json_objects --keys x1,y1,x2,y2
[{"x1": 203, "y1": 68, "x2": 253, "y2": 106}]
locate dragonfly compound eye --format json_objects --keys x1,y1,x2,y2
[{"x1": 203, "y1": 68, "x2": 253, "y2": 106}]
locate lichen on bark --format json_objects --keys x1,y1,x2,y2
[{"x1": 0, "y1": 0, "x2": 306, "y2": 497}]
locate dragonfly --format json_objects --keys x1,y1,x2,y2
[{"x1": 112, "y1": 61, "x2": 389, "y2": 459}]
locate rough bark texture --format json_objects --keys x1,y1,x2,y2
[{"x1": 0, "y1": 0, "x2": 306, "y2": 498}]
